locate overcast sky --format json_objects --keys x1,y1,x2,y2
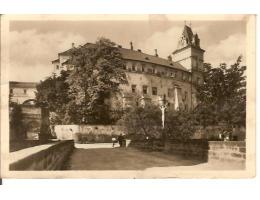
[{"x1": 9, "y1": 15, "x2": 246, "y2": 82}]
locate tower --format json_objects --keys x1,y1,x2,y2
[
  {"x1": 172, "y1": 25, "x2": 205, "y2": 108},
  {"x1": 172, "y1": 25, "x2": 205, "y2": 76}
]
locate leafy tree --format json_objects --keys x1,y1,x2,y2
[
  {"x1": 36, "y1": 38, "x2": 127, "y2": 125},
  {"x1": 164, "y1": 111, "x2": 196, "y2": 141},
  {"x1": 35, "y1": 70, "x2": 70, "y2": 124},
  {"x1": 195, "y1": 56, "x2": 246, "y2": 127},
  {"x1": 117, "y1": 104, "x2": 162, "y2": 138},
  {"x1": 65, "y1": 38, "x2": 127, "y2": 124},
  {"x1": 118, "y1": 104, "x2": 196, "y2": 141}
]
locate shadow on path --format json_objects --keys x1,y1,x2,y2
[{"x1": 64, "y1": 145, "x2": 203, "y2": 170}]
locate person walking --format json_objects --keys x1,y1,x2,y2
[
  {"x1": 112, "y1": 137, "x2": 117, "y2": 148},
  {"x1": 118, "y1": 134, "x2": 123, "y2": 147}
]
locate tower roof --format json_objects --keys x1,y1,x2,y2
[
  {"x1": 182, "y1": 25, "x2": 193, "y2": 45},
  {"x1": 174, "y1": 24, "x2": 204, "y2": 53}
]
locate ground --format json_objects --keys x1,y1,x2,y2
[{"x1": 64, "y1": 143, "x2": 204, "y2": 170}]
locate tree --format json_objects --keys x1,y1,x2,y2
[
  {"x1": 195, "y1": 56, "x2": 246, "y2": 127},
  {"x1": 65, "y1": 38, "x2": 127, "y2": 124},
  {"x1": 118, "y1": 104, "x2": 196, "y2": 141},
  {"x1": 164, "y1": 111, "x2": 196, "y2": 141},
  {"x1": 117, "y1": 104, "x2": 162, "y2": 138},
  {"x1": 36, "y1": 37, "x2": 127, "y2": 125},
  {"x1": 35, "y1": 70, "x2": 70, "y2": 124}
]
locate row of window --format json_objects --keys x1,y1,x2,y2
[
  {"x1": 131, "y1": 85, "x2": 157, "y2": 95},
  {"x1": 10, "y1": 89, "x2": 27, "y2": 95},
  {"x1": 131, "y1": 84, "x2": 188, "y2": 100},
  {"x1": 125, "y1": 62, "x2": 191, "y2": 82}
]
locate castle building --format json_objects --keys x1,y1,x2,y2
[
  {"x1": 9, "y1": 81, "x2": 37, "y2": 104},
  {"x1": 9, "y1": 81, "x2": 41, "y2": 140},
  {"x1": 52, "y1": 25, "x2": 205, "y2": 111}
]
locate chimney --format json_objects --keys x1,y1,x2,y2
[
  {"x1": 72, "y1": 43, "x2": 75, "y2": 48},
  {"x1": 167, "y1": 55, "x2": 172, "y2": 61},
  {"x1": 130, "y1": 41, "x2": 133, "y2": 50},
  {"x1": 137, "y1": 49, "x2": 142, "y2": 52},
  {"x1": 154, "y1": 49, "x2": 158, "y2": 57}
]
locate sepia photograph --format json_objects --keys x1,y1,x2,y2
[{"x1": 0, "y1": 14, "x2": 256, "y2": 178}]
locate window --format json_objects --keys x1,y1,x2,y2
[
  {"x1": 10, "y1": 89, "x2": 13, "y2": 94},
  {"x1": 141, "y1": 64, "x2": 145, "y2": 72},
  {"x1": 182, "y1": 73, "x2": 187, "y2": 81},
  {"x1": 170, "y1": 71, "x2": 176, "y2": 78},
  {"x1": 184, "y1": 91, "x2": 188, "y2": 101},
  {"x1": 168, "y1": 88, "x2": 174, "y2": 98},
  {"x1": 24, "y1": 89, "x2": 27, "y2": 94},
  {"x1": 131, "y1": 85, "x2": 136, "y2": 93},
  {"x1": 147, "y1": 68, "x2": 153, "y2": 73},
  {"x1": 152, "y1": 87, "x2": 157, "y2": 95},
  {"x1": 143, "y1": 86, "x2": 148, "y2": 94},
  {"x1": 152, "y1": 67, "x2": 156, "y2": 74},
  {"x1": 56, "y1": 65, "x2": 59, "y2": 70},
  {"x1": 132, "y1": 63, "x2": 136, "y2": 71}
]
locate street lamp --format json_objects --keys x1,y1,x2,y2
[{"x1": 159, "y1": 94, "x2": 167, "y2": 129}]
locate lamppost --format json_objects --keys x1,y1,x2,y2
[{"x1": 159, "y1": 95, "x2": 167, "y2": 129}]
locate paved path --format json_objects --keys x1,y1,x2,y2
[{"x1": 64, "y1": 143, "x2": 203, "y2": 170}]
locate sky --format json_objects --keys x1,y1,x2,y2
[{"x1": 9, "y1": 15, "x2": 247, "y2": 82}]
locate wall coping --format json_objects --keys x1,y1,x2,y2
[{"x1": 9, "y1": 143, "x2": 57, "y2": 164}]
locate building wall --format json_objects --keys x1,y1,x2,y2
[
  {"x1": 120, "y1": 70, "x2": 192, "y2": 110},
  {"x1": 53, "y1": 55, "x2": 71, "y2": 75},
  {"x1": 10, "y1": 87, "x2": 36, "y2": 104}
]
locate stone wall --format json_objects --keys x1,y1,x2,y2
[
  {"x1": 191, "y1": 126, "x2": 246, "y2": 141},
  {"x1": 164, "y1": 140, "x2": 246, "y2": 166},
  {"x1": 130, "y1": 139, "x2": 246, "y2": 166},
  {"x1": 55, "y1": 125, "x2": 126, "y2": 142},
  {"x1": 208, "y1": 141, "x2": 246, "y2": 164},
  {"x1": 164, "y1": 140, "x2": 209, "y2": 160},
  {"x1": 9, "y1": 140, "x2": 74, "y2": 170}
]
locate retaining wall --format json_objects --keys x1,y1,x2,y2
[
  {"x1": 55, "y1": 125, "x2": 126, "y2": 142},
  {"x1": 207, "y1": 141, "x2": 246, "y2": 164},
  {"x1": 164, "y1": 140, "x2": 246, "y2": 165},
  {"x1": 9, "y1": 140, "x2": 74, "y2": 170},
  {"x1": 130, "y1": 139, "x2": 246, "y2": 166}
]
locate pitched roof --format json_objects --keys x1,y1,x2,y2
[
  {"x1": 51, "y1": 58, "x2": 59, "y2": 64},
  {"x1": 10, "y1": 81, "x2": 38, "y2": 88},
  {"x1": 118, "y1": 47, "x2": 188, "y2": 72},
  {"x1": 56, "y1": 43, "x2": 189, "y2": 72},
  {"x1": 58, "y1": 47, "x2": 78, "y2": 56}
]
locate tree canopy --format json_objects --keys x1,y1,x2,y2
[
  {"x1": 195, "y1": 56, "x2": 246, "y2": 127},
  {"x1": 36, "y1": 38, "x2": 127, "y2": 125}
]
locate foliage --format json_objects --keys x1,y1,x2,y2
[
  {"x1": 36, "y1": 38, "x2": 127, "y2": 125},
  {"x1": 117, "y1": 104, "x2": 162, "y2": 138},
  {"x1": 164, "y1": 111, "x2": 196, "y2": 141},
  {"x1": 118, "y1": 104, "x2": 196, "y2": 141},
  {"x1": 35, "y1": 70, "x2": 70, "y2": 124},
  {"x1": 195, "y1": 56, "x2": 246, "y2": 127},
  {"x1": 9, "y1": 103, "x2": 26, "y2": 140}
]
